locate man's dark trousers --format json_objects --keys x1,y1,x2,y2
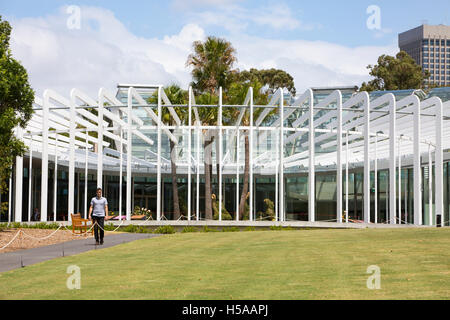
[{"x1": 92, "y1": 216, "x2": 105, "y2": 243}]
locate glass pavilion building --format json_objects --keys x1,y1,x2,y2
[{"x1": 1, "y1": 84, "x2": 450, "y2": 227}]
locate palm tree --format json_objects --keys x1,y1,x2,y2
[
  {"x1": 225, "y1": 80, "x2": 270, "y2": 219},
  {"x1": 195, "y1": 93, "x2": 218, "y2": 220},
  {"x1": 186, "y1": 36, "x2": 237, "y2": 95},
  {"x1": 186, "y1": 36, "x2": 237, "y2": 220},
  {"x1": 148, "y1": 85, "x2": 188, "y2": 220}
]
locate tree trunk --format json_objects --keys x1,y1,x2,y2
[
  {"x1": 170, "y1": 129, "x2": 181, "y2": 220},
  {"x1": 239, "y1": 133, "x2": 250, "y2": 219},
  {"x1": 204, "y1": 134, "x2": 213, "y2": 220}
]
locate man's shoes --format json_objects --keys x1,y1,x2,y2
[
  {"x1": 95, "y1": 241, "x2": 100, "y2": 245},
  {"x1": 100, "y1": 240, "x2": 104, "y2": 245}
]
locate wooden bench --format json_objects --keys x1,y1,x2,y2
[{"x1": 71, "y1": 213, "x2": 93, "y2": 235}]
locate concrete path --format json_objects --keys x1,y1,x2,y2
[{"x1": 0, "y1": 233, "x2": 161, "y2": 273}]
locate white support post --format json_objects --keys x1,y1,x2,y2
[
  {"x1": 8, "y1": 172, "x2": 12, "y2": 223},
  {"x1": 188, "y1": 87, "x2": 192, "y2": 221},
  {"x1": 28, "y1": 139, "x2": 33, "y2": 222},
  {"x1": 279, "y1": 90, "x2": 284, "y2": 222},
  {"x1": 428, "y1": 145, "x2": 433, "y2": 226},
  {"x1": 249, "y1": 88, "x2": 254, "y2": 221},
  {"x1": 15, "y1": 127, "x2": 23, "y2": 223},
  {"x1": 345, "y1": 132, "x2": 349, "y2": 223},
  {"x1": 97, "y1": 91, "x2": 104, "y2": 189},
  {"x1": 41, "y1": 91, "x2": 50, "y2": 222},
  {"x1": 389, "y1": 99, "x2": 397, "y2": 224},
  {"x1": 275, "y1": 129, "x2": 279, "y2": 221},
  {"x1": 435, "y1": 98, "x2": 444, "y2": 227},
  {"x1": 53, "y1": 133, "x2": 58, "y2": 222},
  {"x1": 196, "y1": 112, "x2": 200, "y2": 221},
  {"x1": 69, "y1": 94, "x2": 76, "y2": 219},
  {"x1": 157, "y1": 86, "x2": 162, "y2": 221},
  {"x1": 119, "y1": 128, "x2": 123, "y2": 220},
  {"x1": 413, "y1": 102, "x2": 422, "y2": 225},
  {"x1": 308, "y1": 90, "x2": 315, "y2": 222},
  {"x1": 236, "y1": 129, "x2": 240, "y2": 221},
  {"x1": 398, "y1": 138, "x2": 402, "y2": 224},
  {"x1": 126, "y1": 88, "x2": 133, "y2": 221},
  {"x1": 84, "y1": 131, "x2": 88, "y2": 219},
  {"x1": 363, "y1": 94, "x2": 370, "y2": 224},
  {"x1": 336, "y1": 91, "x2": 343, "y2": 223},
  {"x1": 219, "y1": 87, "x2": 223, "y2": 221},
  {"x1": 374, "y1": 134, "x2": 378, "y2": 224}
]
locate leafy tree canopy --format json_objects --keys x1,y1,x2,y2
[
  {"x1": 359, "y1": 51, "x2": 430, "y2": 92},
  {"x1": 0, "y1": 16, "x2": 34, "y2": 195},
  {"x1": 186, "y1": 36, "x2": 237, "y2": 95},
  {"x1": 231, "y1": 68, "x2": 296, "y2": 96}
]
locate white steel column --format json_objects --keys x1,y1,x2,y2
[
  {"x1": 308, "y1": 90, "x2": 315, "y2": 222},
  {"x1": 53, "y1": 133, "x2": 58, "y2": 222},
  {"x1": 119, "y1": 128, "x2": 123, "y2": 220},
  {"x1": 435, "y1": 98, "x2": 444, "y2": 227},
  {"x1": 157, "y1": 86, "x2": 162, "y2": 221},
  {"x1": 14, "y1": 127, "x2": 23, "y2": 222},
  {"x1": 97, "y1": 91, "x2": 104, "y2": 189},
  {"x1": 363, "y1": 94, "x2": 370, "y2": 224},
  {"x1": 28, "y1": 139, "x2": 33, "y2": 222},
  {"x1": 389, "y1": 100, "x2": 397, "y2": 224},
  {"x1": 374, "y1": 134, "x2": 378, "y2": 224},
  {"x1": 413, "y1": 99, "x2": 422, "y2": 225},
  {"x1": 196, "y1": 113, "x2": 200, "y2": 221},
  {"x1": 428, "y1": 145, "x2": 433, "y2": 226},
  {"x1": 188, "y1": 87, "x2": 192, "y2": 221},
  {"x1": 68, "y1": 94, "x2": 76, "y2": 218},
  {"x1": 336, "y1": 91, "x2": 343, "y2": 223},
  {"x1": 275, "y1": 129, "x2": 279, "y2": 221},
  {"x1": 249, "y1": 87, "x2": 254, "y2": 221},
  {"x1": 219, "y1": 87, "x2": 223, "y2": 221},
  {"x1": 279, "y1": 91, "x2": 284, "y2": 222},
  {"x1": 345, "y1": 132, "x2": 349, "y2": 223},
  {"x1": 41, "y1": 92, "x2": 50, "y2": 221},
  {"x1": 8, "y1": 172, "x2": 12, "y2": 223},
  {"x1": 398, "y1": 138, "x2": 402, "y2": 224},
  {"x1": 126, "y1": 88, "x2": 133, "y2": 221},
  {"x1": 236, "y1": 129, "x2": 240, "y2": 221},
  {"x1": 84, "y1": 131, "x2": 88, "y2": 219}
]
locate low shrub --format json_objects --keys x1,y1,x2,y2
[
  {"x1": 270, "y1": 225, "x2": 294, "y2": 231},
  {"x1": 202, "y1": 226, "x2": 218, "y2": 233},
  {"x1": 154, "y1": 225, "x2": 175, "y2": 234},
  {"x1": 244, "y1": 226, "x2": 256, "y2": 232},
  {"x1": 182, "y1": 226, "x2": 198, "y2": 233},
  {"x1": 222, "y1": 227, "x2": 240, "y2": 232}
]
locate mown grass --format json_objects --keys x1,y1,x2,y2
[{"x1": 0, "y1": 228, "x2": 449, "y2": 300}]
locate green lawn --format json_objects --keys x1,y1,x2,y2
[{"x1": 0, "y1": 228, "x2": 449, "y2": 299}]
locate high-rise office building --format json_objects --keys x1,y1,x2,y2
[{"x1": 399, "y1": 24, "x2": 450, "y2": 87}]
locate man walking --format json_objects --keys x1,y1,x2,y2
[{"x1": 89, "y1": 188, "x2": 109, "y2": 245}]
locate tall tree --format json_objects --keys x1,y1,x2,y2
[
  {"x1": 148, "y1": 84, "x2": 188, "y2": 220},
  {"x1": 360, "y1": 51, "x2": 430, "y2": 92},
  {"x1": 225, "y1": 80, "x2": 270, "y2": 219},
  {"x1": 186, "y1": 36, "x2": 237, "y2": 219},
  {"x1": 0, "y1": 16, "x2": 34, "y2": 198},
  {"x1": 186, "y1": 36, "x2": 237, "y2": 95},
  {"x1": 232, "y1": 68, "x2": 296, "y2": 96}
]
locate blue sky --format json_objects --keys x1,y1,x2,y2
[
  {"x1": 3, "y1": 0, "x2": 449, "y2": 46},
  {"x1": 1, "y1": 0, "x2": 449, "y2": 95}
]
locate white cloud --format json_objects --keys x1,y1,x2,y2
[
  {"x1": 187, "y1": 3, "x2": 314, "y2": 33},
  {"x1": 9, "y1": 6, "x2": 204, "y2": 97},
  {"x1": 8, "y1": 6, "x2": 397, "y2": 99}
]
